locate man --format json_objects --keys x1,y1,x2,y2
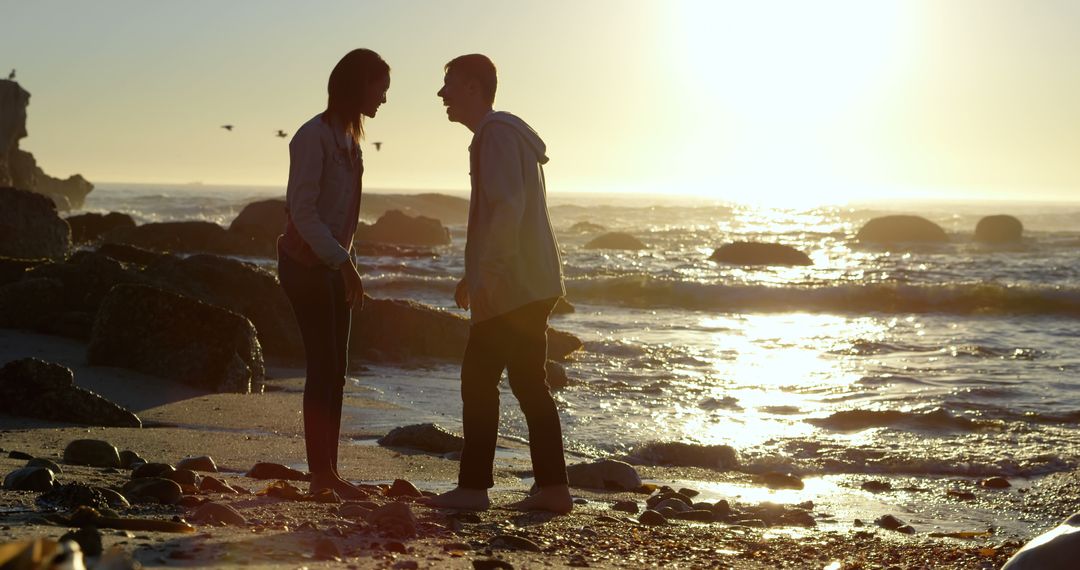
[{"x1": 422, "y1": 54, "x2": 571, "y2": 513}]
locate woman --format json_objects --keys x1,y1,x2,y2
[{"x1": 277, "y1": 48, "x2": 389, "y2": 498}]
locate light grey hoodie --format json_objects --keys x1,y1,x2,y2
[{"x1": 465, "y1": 111, "x2": 565, "y2": 322}]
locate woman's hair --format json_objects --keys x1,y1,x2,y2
[
  {"x1": 445, "y1": 54, "x2": 497, "y2": 106},
  {"x1": 325, "y1": 48, "x2": 390, "y2": 142}
]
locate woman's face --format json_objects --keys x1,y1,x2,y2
[{"x1": 361, "y1": 75, "x2": 390, "y2": 118}]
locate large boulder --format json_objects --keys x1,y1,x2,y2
[
  {"x1": 710, "y1": 242, "x2": 812, "y2": 266},
  {"x1": 0, "y1": 186, "x2": 70, "y2": 259},
  {"x1": 65, "y1": 212, "x2": 136, "y2": 244},
  {"x1": 0, "y1": 256, "x2": 47, "y2": 286},
  {"x1": 144, "y1": 254, "x2": 302, "y2": 361},
  {"x1": 1002, "y1": 512, "x2": 1080, "y2": 569},
  {"x1": 0, "y1": 277, "x2": 65, "y2": 331},
  {"x1": 103, "y1": 221, "x2": 263, "y2": 256},
  {"x1": 355, "y1": 209, "x2": 451, "y2": 246},
  {"x1": 0, "y1": 358, "x2": 141, "y2": 427},
  {"x1": 361, "y1": 193, "x2": 470, "y2": 225},
  {"x1": 585, "y1": 232, "x2": 647, "y2": 250},
  {"x1": 566, "y1": 459, "x2": 642, "y2": 491},
  {"x1": 228, "y1": 199, "x2": 285, "y2": 253},
  {"x1": 87, "y1": 284, "x2": 263, "y2": 393},
  {"x1": 855, "y1": 215, "x2": 947, "y2": 243},
  {"x1": 975, "y1": 215, "x2": 1023, "y2": 243}
]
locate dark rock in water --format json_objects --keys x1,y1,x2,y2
[
  {"x1": 387, "y1": 479, "x2": 423, "y2": 498},
  {"x1": 0, "y1": 255, "x2": 47, "y2": 286},
  {"x1": 0, "y1": 187, "x2": 70, "y2": 259},
  {"x1": 62, "y1": 439, "x2": 121, "y2": 468},
  {"x1": 365, "y1": 502, "x2": 417, "y2": 537},
  {"x1": 163, "y1": 469, "x2": 199, "y2": 486},
  {"x1": 199, "y1": 476, "x2": 237, "y2": 494},
  {"x1": 710, "y1": 242, "x2": 812, "y2": 266},
  {"x1": 191, "y1": 501, "x2": 246, "y2": 526},
  {"x1": 65, "y1": 212, "x2": 135, "y2": 244},
  {"x1": 629, "y1": 441, "x2": 740, "y2": 470},
  {"x1": 975, "y1": 215, "x2": 1023, "y2": 243},
  {"x1": 981, "y1": 476, "x2": 1011, "y2": 489},
  {"x1": 0, "y1": 358, "x2": 141, "y2": 428},
  {"x1": 585, "y1": 232, "x2": 647, "y2": 250},
  {"x1": 1002, "y1": 512, "x2": 1080, "y2": 569},
  {"x1": 546, "y1": 360, "x2": 570, "y2": 390},
  {"x1": 245, "y1": 462, "x2": 310, "y2": 481},
  {"x1": 60, "y1": 526, "x2": 103, "y2": 556},
  {"x1": 612, "y1": 500, "x2": 639, "y2": 514},
  {"x1": 551, "y1": 297, "x2": 575, "y2": 315},
  {"x1": 875, "y1": 514, "x2": 912, "y2": 532},
  {"x1": 361, "y1": 193, "x2": 471, "y2": 225},
  {"x1": 781, "y1": 509, "x2": 817, "y2": 527},
  {"x1": 489, "y1": 534, "x2": 542, "y2": 552},
  {"x1": 133, "y1": 462, "x2": 175, "y2": 479},
  {"x1": 0, "y1": 277, "x2": 64, "y2": 330},
  {"x1": 756, "y1": 472, "x2": 804, "y2": 490},
  {"x1": 856, "y1": 215, "x2": 947, "y2": 243},
  {"x1": 807, "y1": 408, "x2": 981, "y2": 432},
  {"x1": 119, "y1": 450, "x2": 145, "y2": 469},
  {"x1": 566, "y1": 459, "x2": 642, "y2": 491},
  {"x1": 861, "y1": 480, "x2": 892, "y2": 493},
  {"x1": 378, "y1": 423, "x2": 464, "y2": 454},
  {"x1": 122, "y1": 477, "x2": 183, "y2": 505},
  {"x1": 638, "y1": 509, "x2": 667, "y2": 526},
  {"x1": 87, "y1": 284, "x2": 263, "y2": 393},
  {"x1": 228, "y1": 198, "x2": 285, "y2": 253},
  {"x1": 104, "y1": 220, "x2": 262, "y2": 256},
  {"x1": 176, "y1": 455, "x2": 217, "y2": 473},
  {"x1": 3, "y1": 466, "x2": 55, "y2": 491},
  {"x1": 548, "y1": 329, "x2": 584, "y2": 361},
  {"x1": 36, "y1": 483, "x2": 116, "y2": 511},
  {"x1": 355, "y1": 209, "x2": 451, "y2": 246},
  {"x1": 569, "y1": 221, "x2": 606, "y2": 233},
  {"x1": 97, "y1": 242, "x2": 165, "y2": 266},
  {"x1": 144, "y1": 254, "x2": 302, "y2": 362}
]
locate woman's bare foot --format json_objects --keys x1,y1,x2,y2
[
  {"x1": 310, "y1": 472, "x2": 367, "y2": 500},
  {"x1": 508, "y1": 484, "x2": 573, "y2": 514},
  {"x1": 417, "y1": 487, "x2": 490, "y2": 510}
]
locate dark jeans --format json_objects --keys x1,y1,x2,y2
[
  {"x1": 458, "y1": 298, "x2": 568, "y2": 489},
  {"x1": 278, "y1": 252, "x2": 351, "y2": 476}
]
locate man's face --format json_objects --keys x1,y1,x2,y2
[{"x1": 437, "y1": 70, "x2": 470, "y2": 124}]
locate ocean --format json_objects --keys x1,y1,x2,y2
[{"x1": 81, "y1": 183, "x2": 1080, "y2": 533}]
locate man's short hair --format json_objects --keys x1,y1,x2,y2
[{"x1": 445, "y1": 54, "x2": 497, "y2": 106}]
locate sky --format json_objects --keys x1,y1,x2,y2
[{"x1": 4, "y1": 0, "x2": 1080, "y2": 204}]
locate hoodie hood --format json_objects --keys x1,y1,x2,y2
[{"x1": 473, "y1": 111, "x2": 548, "y2": 165}]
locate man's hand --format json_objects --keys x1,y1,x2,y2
[
  {"x1": 341, "y1": 262, "x2": 365, "y2": 308},
  {"x1": 454, "y1": 277, "x2": 469, "y2": 310}
]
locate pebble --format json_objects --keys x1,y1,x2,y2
[
  {"x1": 612, "y1": 500, "x2": 639, "y2": 513},
  {"x1": 26, "y1": 457, "x2": 63, "y2": 475},
  {"x1": 678, "y1": 487, "x2": 700, "y2": 498},
  {"x1": 119, "y1": 450, "x2": 145, "y2": 469},
  {"x1": 386, "y1": 478, "x2": 423, "y2": 498},
  {"x1": 573, "y1": 498, "x2": 588, "y2": 505},
  {"x1": 198, "y1": 476, "x2": 237, "y2": 494},
  {"x1": 162, "y1": 469, "x2": 200, "y2": 486},
  {"x1": 2, "y1": 466, "x2": 55, "y2": 492},
  {"x1": 982, "y1": 477, "x2": 1011, "y2": 489},
  {"x1": 63, "y1": 439, "x2": 121, "y2": 468},
  {"x1": 245, "y1": 462, "x2": 309, "y2": 481},
  {"x1": 875, "y1": 514, "x2": 910, "y2": 531},
  {"x1": 132, "y1": 463, "x2": 176, "y2": 479},
  {"x1": 655, "y1": 498, "x2": 691, "y2": 513},
  {"x1": 489, "y1": 534, "x2": 542, "y2": 552},
  {"x1": 122, "y1": 477, "x2": 183, "y2": 505},
  {"x1": 176, "y1": 455, "x2": 218, "y2": 472},
  {"x1": 191, "y1": 502, "x2": 247, "y2": 526},
  {"x1": 638, "y1": 509, "x2": 667, "y2": 526},
  {"x1": 366, "y1": 502, "x2": 418, "y2": 537}
]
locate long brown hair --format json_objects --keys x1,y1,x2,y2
[{"x1": 325, "y1": 48, "x2": 390, "y2": 143}]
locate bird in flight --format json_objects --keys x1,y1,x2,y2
[
  {"x1": 221, "y1": 125, "x2": 234, "y2": 131},
  {"x1": 275, "y1": 130, "x2": 287, "y2": 138},
  {"x1": 7, "y1": 69, "x2": 14, "y2": 80},
  {"x1": 373, "y1": 142, "x2": 383, "y2": 151}
]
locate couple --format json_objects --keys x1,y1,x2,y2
[{"x1": 277, "y1": 49, "x2": 571, "y2": 513}]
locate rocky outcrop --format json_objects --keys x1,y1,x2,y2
[
  {"x1": 66, "y1": 212, "x2": 136, "y2": 244},
  {"x1": 0, "y1": 358, "x2": 141, "y2": 428},
  {"x1": 361, "y1": 193, "x2": 470, "y2": 225},
  {"x1": 0, "y1": 256, "x2": 47, "y2": 287},
  {"x1": 355, "y1": 209, "x2": 451, "y2": 246},
  {"x1": 87, "y1": 284, "x2": 263, "y2": 393},
  {"x1": 585, "y1": 232, "x2": 648, "y2": 250},
  {"x1": 975, "y1": 215, "x2": 1023, "y2": 243},
  {"x1": 0, "y1": 187, "x2": 70, "y2": 259},
  {"x1": 103, "y1": 221, "x2": 263, "y2": 256},
  {"x1": 228, "y1": 199, "x2": 285, "y2": 254},
  {"x1": 710, "y1": 242, "x2": 812, "y2": 266},
  {"x1": 0, "y1": 80, "x2": 93, "y2": 209},
  {"x1": 856, "y1": 215, "x2": 948, "y2": 243}
]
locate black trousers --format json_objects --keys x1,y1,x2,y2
[
  {"x1": 278, "y1": 252, "x2": 351, "y2": 476},
  {"x1": 458, "y1": 298, "x2": 568, "y2": 489}
]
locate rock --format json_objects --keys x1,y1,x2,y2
[
  {"x1": 982, "y1": 476, "x2": 1011, "y2": 489},
  {"x1": 546, "y1": 360, "x2": 570, "y2": 390},
  {"x1": 612, "y1": 500, "x2": 639, "y2": 514},
  {"x1": 489, "y1": 534, "x2": 542, "y2": 552},
  {"x1": 584, "y1": 232, "x2": 647, "y2": 250},
  {"x1": 97, "y1": 242, "x2": 166, "y2": 266},
  {"x1": 548, "y1": 328, "x2": 584, "y2": 361},
  {"x1": 975, "y1": 215, "x2": 1023, "y2": 243},
  {"x1": 0, "y1": 255, "x2": 47, "y2": 286},
  {"x1": 26, "y1": 458, "x2": 62, "y2": 475},
  {"x1": 0, "y1": 358, "x2": 142, "y2": 427},
  {"x1": 227, "y1": 198, "x2": 285, "y2": 252},
  {"x1": 861, "y1": 480, "x2": 892, "y2": 493},
  {"x1": 856, "y1": 215, "x2": 948, "y2": 243},
  {"x1": 245, "y1": 462, "x2": 310, "y2": 481},
  {"x1": 121, "y1": 477, "x2": 183, "y2": 504},
  {"x1": 628, "y1": 441, "x2": 740, "y2": 470},
  {"x1": 393, "y1": 561, "x2": 420, "y2": 570},
  {"x1": 103, "y1": 220, "x2": 262, "y2": 256},
  {"x1": 132, "y1": 463, "x2": 174, "y2": 479},
  {"x1": 96, "y1": 487, "x2": 130, "y2": 509},
  {"x1": 191, "y1": 501, "x2": 246, "y2": 526},
  {"x1": 162, "y1": 469, "x2": 200, "y2": 486},
  {"x1": 60, "y1": 526, "x2": 104, "y2": 557},
  {"x1": 176, "y1": 455, "x2": 218, "y2": 473},
  {"x1": 0, "y1": 277, "x2": 64, "y2": 330},
  {"x1": 3, "y1": 466, "x2": 55, "y2": 492},
  {"x1": 338, "y1": 503, "x2": 373, "y2": 518},
  {"x1": 199, "y1": 476, "x2": 237, "y2": 494},
  {"x1": 365, "y1": 502, "x2": 417, "y2": 537},
  {"x1": 355, "y1": 209, "x2": 451, "y2": 246},
  {"x1": 781, "y1": 509, "x2": 817, "y2": 527},
  {"x1": 756, "y1": 472, "x2": 804, "y2": 490},
  {"x1": 473, "y1": 560, "x2": 515, "y2": 570},
  {"x1": 710, "y1": 242, "x2": 812, "y2": 266},
  {"x1": 377, "y1": 423, "x2": 464, "y2": 454},
  {"x1": 386, "y1": 479, "x2": 423, "y2": 498},
  {"x1": 313, "y1": 537, "x2": 342, "y2": 561},
  {"x1": 638, "y1": 509, "x2": 666, "y2": 526},
  {"x1": 1002, "y1": 512, "x2": 1080, "y2": 569},
  {"x1": 63, "y1": 439, "x2": 121, "y2": 468},
  {"x1": 87, "y1": 284, "x2": 264, "y2": 393},
  {"x1": 678, "y1": 488, "x2": 700, "y2": 498},
  {"x1": 551, "y1": 297, "x2": 575, "y2": 315},
  {"x1": 119, "y1": 450, "x2": 145, "y2": 470},
  {"x1": 0, "y1": 187, "x2": 70, "y2": 259},
  {"x1": 875, "y1": 514, "x2": 911, "y2": 532},
  {"x1": 566, "y1": 459, "x2": 642, "y2": 491},
  {"x1": 361, "y1": 193, "x2": 471, "y2": 225},
  {"x1": 35, "y1": 483, "x2": 118, "y2": 511},
  {"x1": 672, "y1": 510, "x2": 716, "y2": 522},
  {"x1": 569, "y1": 221, "x2": 606, "y2": 233},
  {"x1": 65, "y1": 212, "x2": 135, "y2": 244},
  {"x1": 655, "y1": 498, "x2": 691, "y2": 513}
]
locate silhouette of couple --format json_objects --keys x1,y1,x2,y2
[{"x1": 277, "y1": 49, "x2": 571, "y2": 513}]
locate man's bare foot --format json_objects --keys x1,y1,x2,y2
[
  {"x1": 417, "y1": 487, "x2": 490, "y2": 510},
  {"x1": 508, "y1": 484, "x2": 573, "y2": 514},
  {"x1": 310, "y1": 472, "x2": 367, "y2": 500}
]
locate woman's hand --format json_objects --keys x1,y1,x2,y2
[
  {"x1": 454, "y1": 277, "x2": 470, "y2": 310},
  {"x1": 340, "y1": 262, "x2": 365, "y2": 308}
]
